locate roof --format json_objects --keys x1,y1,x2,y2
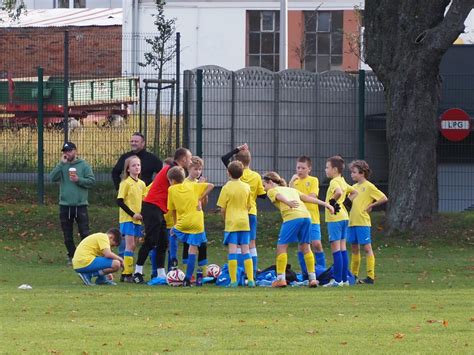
[{"x1": 0, "y1": 8, "x2": 122, "y2": 28}]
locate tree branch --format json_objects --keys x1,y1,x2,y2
[{"x1": 425, "y1": 0, "x2": 474, "y2": 52}]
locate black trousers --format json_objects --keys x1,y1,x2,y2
[
  {"x1": 59, "y1": 205, "x2": 90, "y2": 258},
  {"x1": 182, "y1": 242, "x2": 207, "y2": 263},
  {"x1": 137, "y1": 202, "x2": 168, "y2": 267}
]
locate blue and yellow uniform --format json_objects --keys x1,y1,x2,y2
[
  {"x1": 73, "y1": 233, "x2": 113, "y2": 273},
  {"x1": 267, "y1": 186, "x2": 316, "y2": 282},
  {"x1": 241, "y1": 168, "x2": 265, "y2": 240},
  {"x1": 348, "y1": 180, "x2": 386, "y2": 280},
  {"x1": 217, "y1": 179, "x2": 253, "y2": 284},
  {"x1": 325, "y1": 176, "x2": 354, "y2": 241},
  {"x1": 118, "y1": 176, "x2": 147, "y2": 236}
]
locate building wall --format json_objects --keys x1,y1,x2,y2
[
  {"x1": 123, "y1": 1, "x2": 360, "y2": 73},
  {"x1": 0, "y1": 26, "x2": 122, "y2": 78},
  {"x1": 22, "y1": 0, "x2": 122, "y2": 8}
]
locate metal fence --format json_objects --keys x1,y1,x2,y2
[
  {"x1": 0, "y1": 29, "x2": 181, "y2": 182},
  {"x1": 183, "y1": 66, "x2": 474, "y2": 212}
]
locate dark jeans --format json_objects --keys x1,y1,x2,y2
[
  {"x1": 137, "y1": 202, "x2": 168, "y2": 267},
  {"x1": 59, "y1": 205, "x2": 90, "y2": 258}
]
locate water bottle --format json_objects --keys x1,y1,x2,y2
[{"x1": 196, "y1": 268, "x2": 203, "y2": 287}]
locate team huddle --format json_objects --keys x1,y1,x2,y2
[{"x1": 72, "y1": 142, "x2": 388, "y2": 288}]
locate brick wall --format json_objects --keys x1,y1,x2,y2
[{"x1": 0, "y1": 26, "x2": 122, "y2": 79}]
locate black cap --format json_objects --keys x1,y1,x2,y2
[{"x1": 61, "y1": 141, "x2": 77, "y2": 152}]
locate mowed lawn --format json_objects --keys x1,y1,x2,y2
[{"x1": 0, "y1": 191, "x2": 473, "y2": 353}]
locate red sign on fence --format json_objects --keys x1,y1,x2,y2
[{"x1": 439, "y1": 108, "x2": 471, "y2": 142}]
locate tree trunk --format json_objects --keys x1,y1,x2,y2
[
  {"x1": 384, "y1": 62, "x2": 440, "y2": 231},
  {"x1": 363, "y1": 0, "x2": 473, "y2": 232}
]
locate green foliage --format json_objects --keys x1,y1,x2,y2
[
  {"x1": 1, "y1": 0, "x2": 26, "y2": 22},
  {"x1": 138, "y1": 0, "x2": 177, "y2": 73},
  {"x1": 0, "y1": 201, "x2": 472, "y2": 352}
]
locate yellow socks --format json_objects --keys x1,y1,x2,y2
[
  {"x1": 244, "y1": 257, "x2": 254, "y2": 282},
  {"x1": 351, "y1": 253, "x2": 361, "y2": 277},
  {"x1": 229, "y1": 257, "x2": 238, "y2": 284},
  {"x1": 367, "y1": 254, "x2": 375, "y2": 279},
  {"x1": 123, "y1": 255, "x2": 134, "y2": 275},
  {"x1": 303, "y1": 251, "x2": 315, "y2": 274},
  {"x1": 276, "y1": 253, "x2": 288, "y2": 276}
]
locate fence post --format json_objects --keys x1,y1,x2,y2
[
  {"x1": 37, "y1": 67, "x2": 45, "y2": 205},
  {"x1": 231, "y1": 71, "x2": 235, "y2": 149},
  {"x1": 63, "y1": 30, "x2": 69, "y2": 143},
  {"x1": 139, "y1": 87, "x2": 143, "y2": 133},
  {"x1": 175, "y1": 32, "x2": 181, "y2": 148},
  {"x1": 196, "y1": 69, "x2": 203, "y2": 157},
  {"x1": 273, "y1": 73, "x2": 280, "y2": 171},
  {"x1": 183, "y1": 70, "x2": 190, "y2": 148},
  {"x1": 358, "y1": 69, "x2": 366, "y2": 159}
]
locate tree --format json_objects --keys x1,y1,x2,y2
[
  {"x1": 0, "y1": 0, "x2": 25, "y2": 21},
  {"x1": 363, "y1": 0, "x2": 474, "y2": 231},
  {"x1": 139, "y1": 0, "x2": 177, "y2": 153}
]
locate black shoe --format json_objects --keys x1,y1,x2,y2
[
  {"x1": 358, "y1": 277, "x2": 374, "y2": 285},
  {"x1": 121, "y1": 274, "x2": 134, "y2": 283},
  {"x1": 183, "y1": 278, "x2": 192, "y2": 287},
  {"x1": 133, "y1": 273, "x2": 145, "y2": 284}
]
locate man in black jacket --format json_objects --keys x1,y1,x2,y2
[{"x1": 112, "y1": 132, "x2": 162, "y2": 190}]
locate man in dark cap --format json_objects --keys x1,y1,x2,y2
[{"x1": 49, "y1": 141, "x2": 96, "y2": 265}]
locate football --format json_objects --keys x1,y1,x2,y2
[
  {"x1": 166, "y1": 269, "x2": 185, "y2": 286},
  {"x1": 207, "y1": 264, "x2": 222, "y2": 278}
]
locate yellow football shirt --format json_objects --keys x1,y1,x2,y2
[
  {"x1": 167, "y1": 182, "x2": 209, "y2": 234},
  {"x1": 349, "y1": 180, "x2": 386, "y2": 226},
  {"x1": 241, "y1": 168, "x2": 265, "y2": 216},
  {"x1": 325, "y1": 176, "x2": 355, "y2": 223},
  {"x1": 72, "y1": 233, "x2": 110, "y2": 269},
  {"x1": 117, "y1": 176, "x2": 147, "y2": 224},
  {"x1": 267, "y1": 186, "x2": 310, "y2": 222},
  {"x1": 293, "y1": 175, "x2": 320, "y2": 224},
  {"x1": 217, "y1": 179, "x2": 252, "y2": 232}
]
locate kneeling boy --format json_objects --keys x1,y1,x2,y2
[{"x1": 73, "y1": 228, "x2": 124, "y2": 286}]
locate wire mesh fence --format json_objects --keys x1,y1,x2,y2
[{"x1": 0, "y1": 29, "x2": 181, "y2": 182}]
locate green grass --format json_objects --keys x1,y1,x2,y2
[{"x1": 0, "y1": 196, "x2": 473, "y2": 353}]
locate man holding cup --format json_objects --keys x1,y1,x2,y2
[{"x1": 50, "y1": 141, "x2": 96, "y2": 265}]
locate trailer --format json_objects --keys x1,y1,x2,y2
[{"x1": 0, "y1": 76, "x2": 139, "y2": 129}]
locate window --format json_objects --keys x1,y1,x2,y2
[
  {"x1": 247, "y1": 11, "x2": 280, "y2": 72},
  {"x1": 303, "y1": 11, "x2": 344, "y2": 72},
  {"x1": 58, "y1": 0, "x2": 86, "y2": 8}
]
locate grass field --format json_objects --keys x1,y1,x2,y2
[
  {"x1": 0, "y1": 189, "x2": 473, "y2": 353},
  {"x1": 0, "y1": 114, "x2": 177, "y2": 173}
]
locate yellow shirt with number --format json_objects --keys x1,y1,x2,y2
[
  {"x1": 167, "y1": 182, "x2": 209, "y2": 234},
  {"x1": 217, "y1": 179, "x2": 251, "y2": 232},
  {"x1": 325, "y1": 176, "x2": 355, "y2": 223},
  {"x1": 117, "y1": 176, "x2": 147, "y2": 224},
  {"x1": 349, "y1": 180, "x2": 386, "y2": 227},
  {"x1": 241, "y1": 168, "x2": 265, "y2": 216},
  {"x1": 72, "y1": 233, "x2": 110, "y2": 269},
  {"x1": 293, "y1": 176, "x2": 320, "y2": 224},
  {"x1": 267, "y1": 186, "x2": 310, "y2": 222}
]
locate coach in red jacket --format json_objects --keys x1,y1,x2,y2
[{"x1": 132, "y1": 147, "x2": 192, "y2": 283}]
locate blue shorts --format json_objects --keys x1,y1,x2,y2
[
  {"x1": 278, "y1": 218, "x2": 311, "y2": 244},
  {"x1": 224, "y1": 231, "x2": 251, "y2": 246},
  {"x1": 310, "y1": 223, "x2": 322, "y2": 241},
  {"x1": 120, "y1": 222, "x2": 143, "y2": 237},
  {"x1": 74, "y1": 257, "x2": 113, "y2": 273},
  {"x1": 327, "y1": 220, "x2": 349, "y2": 242},
  {"x1": 172, "y1": 228, "x2": 207, "y2": 247},
  {"x1": 347, "y1": 226, "x2": 371, "y2": 245},
  {"x1": 249, "y1": 214, "x2": 257, "y2": 241}
]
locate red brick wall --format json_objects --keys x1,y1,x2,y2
[{"x1": 0, "y1": 26, "x2": 122, "y2": 79}]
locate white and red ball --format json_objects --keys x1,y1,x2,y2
[
  {"x1": 166, "y1": 269, "x2": 185, "y2": 286},
  {"x1": 206, "y1": 264, "x2": 221, "y2": 278}
]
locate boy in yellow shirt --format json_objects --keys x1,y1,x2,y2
[
  {"x1": 221, "y1": 144, "x2": 265, "y2": 275},
  {"x1": 167, "y1": 166, "x2": 214, "y2": 286},
  {"x1": 217, "y1": 161, "x2": 254, "y2": 287},
  {"x1": 323, "y1": 156, "x2": 358, "y2": 287},
  {"x1": 289, "y1": 156, "x2": 326, "y2": 276},
  {"x1": 348, "y1": 160, "x2": 388, "y2": 284},
  {"x1": 72, "y1": 228, "x2": 123, "y2": 286}
]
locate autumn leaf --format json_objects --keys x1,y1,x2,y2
[
  {"x1": 394, "y1": 332, "x2": 405, "y2": 340},
  {"x1": 442, "y1": 320, "x2": 448, "y2": 327},
  {"x1": 426, "y1": 319, "x2": 438, "y2": 323},
  {"x1": 340, "y1": 341, "x2": 348, "y2": 345},
  {"x1": 410, "y1": 304, "x2": 417, "y2": 309}
]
